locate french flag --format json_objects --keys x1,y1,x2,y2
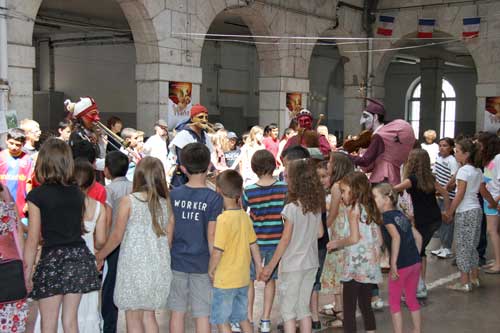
[
  {"x1": 463, "y1": 17, "x2": 481, "y2": 38},
  {"x1": 377, "y1": 15, "x2": 395, "y2": 36},
  {"x1": 418, "y1": 19, "x2": 435, "y2": 38}
]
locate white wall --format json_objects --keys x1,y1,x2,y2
[
  {"x1": 37, "y1": 42, "x2": 137, "y2": 127},
  {"x1": 384, "y1": 62, "x2": 477, "y2": 138}
]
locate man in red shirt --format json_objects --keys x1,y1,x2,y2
[{"x1": 262, "y1": 123, "x2": 280, "y2": 160}]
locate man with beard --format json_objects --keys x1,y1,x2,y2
[{"x1": 169, "y1": 104, "x2": 214, "y2": 187}]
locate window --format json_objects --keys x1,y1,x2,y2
[{"x1": 406, "y1": 78, "x2": 456, "y2": 138}]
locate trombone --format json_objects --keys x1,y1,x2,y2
[{"x1": 93, "y1": 121, "x2": 130, "y2": 149}]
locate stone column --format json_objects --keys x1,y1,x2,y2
[
  {"x1": 343, "y1": 85, "x2": 365, "y2": 141},
  {"x1": 419, "y1": 58, "x2": 444, "y2": 139},
  {"x1": 258, "y1": 77, "x2": 309, "y2": 130},
  {"x1": 136, "y1": 62, "x2": 202, "y2": 135}
]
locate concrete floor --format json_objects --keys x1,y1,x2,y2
[{"x1": 117, "y1": 239, "x2": 500, "y2": 332}]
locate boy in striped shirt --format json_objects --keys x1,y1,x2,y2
[{"x1": 242, "y1": 149, "x2": 287, "y2": 333}]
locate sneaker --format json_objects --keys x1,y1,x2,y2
[
  {"x1": 259, "y1": 320, "x2": 271, "y2": 333},
  {"x1": 437, "y1": 248, "x2": 453, "y2": 259},
  {"x1": 416, "y1": 283, "x2": 428, "y2": 299},
  {"x1": 312, "y1": 320, "x2": 322, "y2": 330},
  {"x1": 231, "y1": 323, "x2": 241, "y2": 332},
  {"x1": 447, "y1": 282, "x2": 472, "y2": 292},
  {"x1": 371, "y1": 298, "x2": 384, "y2": 310},
  {"x1": 431, "y1": 247, "x2": 444, "y2": 256}
]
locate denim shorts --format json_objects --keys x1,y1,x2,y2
[
  {"x1": 250, "y1": 248, "x2": 278, "y2": 280},
  {"x1": 210, "y1": 286, "x2": 249, "y2": 325}
]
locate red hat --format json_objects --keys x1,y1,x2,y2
[
  {"x1": 190, "y1": 104, "x2": 208, "y2": 118},
  {"x1": 365, "y1": 98, "x2": 385, "y2": 116}
]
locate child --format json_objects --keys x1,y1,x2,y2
[
  {"x1": 23, "y1": 138, "x2": 100, "y2": 333},
  {"x1": 260, "y1": 158, "x2": 324, "y2": 333},
  {"x1": 373, "y1": 183, "x2": 423, "y2": 333},
  {"x1": 320, "y1": 153, "x2": 354, "y2": 328},
  {"x1": 431, "y1": 138, "x2": 459, "y2": 259},
  {"x1": 101, "y1": 151, "x2": 133, "y2": 333},
  {"x1": 96, "y1": 157, "x2": 173, "y2": 331},
  {"x1": 443, "y1": 139, "x2": 485, "y2": 291},
  {"x1": 327, "y1": 172, "x2": 383, "y2": 333},
  {"x1": 208, "y1": 170, "x2": 262, "y2": 333},
  {"x1": 168, "y1": 143, "x2": 223, "y2": 333},
  {"x1": 394, "y1": 148, "x2": 449, "y2": 298},
  {"x1": 0, "y1": 128, "x2": 34, "y2": 220},
  {"x1": 242, "y1": 150, "x2": 287, "y2": 332},
  {"x1": 19, "y1": 119, "x2": 41, "y2": 157},
  {"x1": 309, "y1": 161, "x2": 330, "y2": 330},
  {"x1": 35, "y1": 159, "x2": 108, "y2": 333},
  {"x1": 236, "y1": 126, "x2": 265, "y2": 187}
]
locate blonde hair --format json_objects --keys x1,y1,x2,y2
[
  {"x1": 19, "y1": 119, "x2": 40, "y2": 132},
  {"x1": 373, "y1": 183, "x2": 398, "y2": 207},
  {"x1": 211, "y1": 129, "x2": 230, "y2": 152},
  {"x1": 246, "y1": 126, "x2": 263, "y2": 148},
  {"x1": 132, "y1": 157, "x2": 169, "y2": 237},
  {"x1": 423, "y1": 129, "x2": 437, "y2": 141}
]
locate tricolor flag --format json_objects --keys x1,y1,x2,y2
[
  {"x1": 417, "y1": 18, "x2": 436, "y2": 38},
  {"x1": 463, "y1": 17, "x2": 481, "y2": 38},
  {"x1": 377, "y1": 15, "x2": 395, "y2": 36}
]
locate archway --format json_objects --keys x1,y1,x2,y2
[{"x1": 376, "y1": 31, "x2": 477, "y2": 139}]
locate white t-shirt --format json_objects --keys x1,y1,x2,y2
[
  {"x1": 144, "y1": 134, "x2": 169, "y2": 173},
  {"x1": 280, "y1": 202, "x2": 321, "y2": 273},
  {"x1": 456, "y1": 164, "x2": 482, "y2": 213},
  {"x1": 484, "y1": 154, "x2": 500, "y2": 198},
  {"x1": 421, "y1": 142, "x2": 439, "y2": 165}
]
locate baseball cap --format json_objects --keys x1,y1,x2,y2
[
  {"x1": 227, "y1": 132, "x2": 238, "y2": 140},
  {"x1": 155, "y1": 119, "x2": 168, "y2": 128}
]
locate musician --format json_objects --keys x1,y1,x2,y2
[
  {"x1": 282, "y1": 109, "x2": 330, "y2": 157},
  {"x1": 65, "y1": 97, "x2": 103, "y2": 165},
  {"x1": 349, "y1": 98, "x2": 415, "y2": 185},
  {"x1": 169, "y1": 103, "x2": 214, "y2": 187}
]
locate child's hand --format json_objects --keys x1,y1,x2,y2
[
  {"x1": 390, "y1": 267, "x2": 399, "y2": 281},
  {"x1": 326, "y1": 240, "x2": 338, "y2": 252},
  {"x1": 208, "y1": 270, "x2": 215, "y2": 282},
  {"x1": 259, "y1": 265, "x2": 272, "y2": 281},
  {"x1": 96, "y1": 259, "x2": 104, "y2": 271}
]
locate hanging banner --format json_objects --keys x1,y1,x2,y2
[
  {"x1": 485, "y1": 97, "x2": 500, "y2": 133},
  {"x1": 168, "y1": 81, "x2": 192, "y2": 130},
  {"x1": 286, "y1": 92, "x2": 302, "y2": 116}
]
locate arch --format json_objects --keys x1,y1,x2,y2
[{"x1": 18, "y1": 0, "x2": 159, "y2": 64}]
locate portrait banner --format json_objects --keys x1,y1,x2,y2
[
  {"x1": 286, "y1": 92, "x2": 302, "y2": 115},
  {"x1": 168, "y1": 82, "x2": 192, "y2": 130},
  {"x1": 485, "y1": 97, "x2": 500, "y2": 133}
]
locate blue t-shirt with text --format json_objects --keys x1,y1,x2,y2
[{"x1": 170, "y1": 185, "x2": 223, "y2": 273}]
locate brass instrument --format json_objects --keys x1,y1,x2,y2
[
  {"x1": 94, "y1": 121, "x2": 130, "y2": 149},
  {"x1": 198, "y1": 122, "x2": 216, "y2": 134}
]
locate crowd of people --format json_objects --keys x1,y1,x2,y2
[{"x1": 0, "y1": 96, "x2": 499, "y2": 333}]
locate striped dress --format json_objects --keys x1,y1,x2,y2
[{"x1": 242, "y1": 181, "x2": 288, "y2": 250}]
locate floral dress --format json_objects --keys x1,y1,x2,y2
[
  {"x1": 341, "y1": 206, "x2": 382, "y2": 284},
  {"x1": 0, "y1": 201, "x2": 28, "y2": 333},
  {"x1": 321, "y1": 202, "x2": 349, "y2": 294}
]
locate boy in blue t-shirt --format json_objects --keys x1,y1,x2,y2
[{"x1": 167, "y1": 142, "x2": 223, "y2": 333}]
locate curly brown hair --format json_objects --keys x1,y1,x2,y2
[
  {"x1": 403, "y1": 148, "x2": 435, "y2": 193},
  {"x1": 340, "y1": 172, "x2": 381, "y2": 225},
  {"x1": 287, "y1": 158, "x2": 325, "y2": 214}
]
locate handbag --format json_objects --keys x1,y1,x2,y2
[{"x1": 0, "y1": 206, "x2": 28, "y2": 304}]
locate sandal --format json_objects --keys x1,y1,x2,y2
[
  {"x1": 319, "y1": 304, "x2": 336, "y2": 316},
  {"x1": 326, "y1": 318, "x2": 343, "y2": 328}
]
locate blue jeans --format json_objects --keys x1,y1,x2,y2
[{"x1": 210, "y1": 286, "x2": 249, "y2": 325}]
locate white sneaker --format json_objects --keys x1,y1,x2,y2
[
  {"x1": 431, "y1": 247, "x2": 443, "y2": 256},
  {"x1": 231, "y1": 323, "x2": 241, "y2": 332},
  {"x1": 437, "y1": 248, "x2": 453, "y2": 259},
  {"x1": 371, "y1": 298, "x2": 384, "y2": 310},
  {"x1": 259, "y1": 320, "x2": 271, "y2": 333}
]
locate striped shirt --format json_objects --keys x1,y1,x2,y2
[
  {"x1": 242, "y1": 181, "x2": 287, "y2": 250},
  {"x1": 433, "y1": 155, "x2": 459, "y2": 199}
]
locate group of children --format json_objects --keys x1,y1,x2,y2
[{"x1": 2, "y1": 117, "x2": 500, "y2": 333}]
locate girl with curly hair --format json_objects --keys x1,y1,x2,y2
[
  {"x1": 327, "y1": 171, "x2": 383, "y2": 333},
  {"x1": 260, "y1": 158, "x2": 324, "y2": 333},
  {"x1": 394, "y1": 149, "x2": 449, "y2": 298}
]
